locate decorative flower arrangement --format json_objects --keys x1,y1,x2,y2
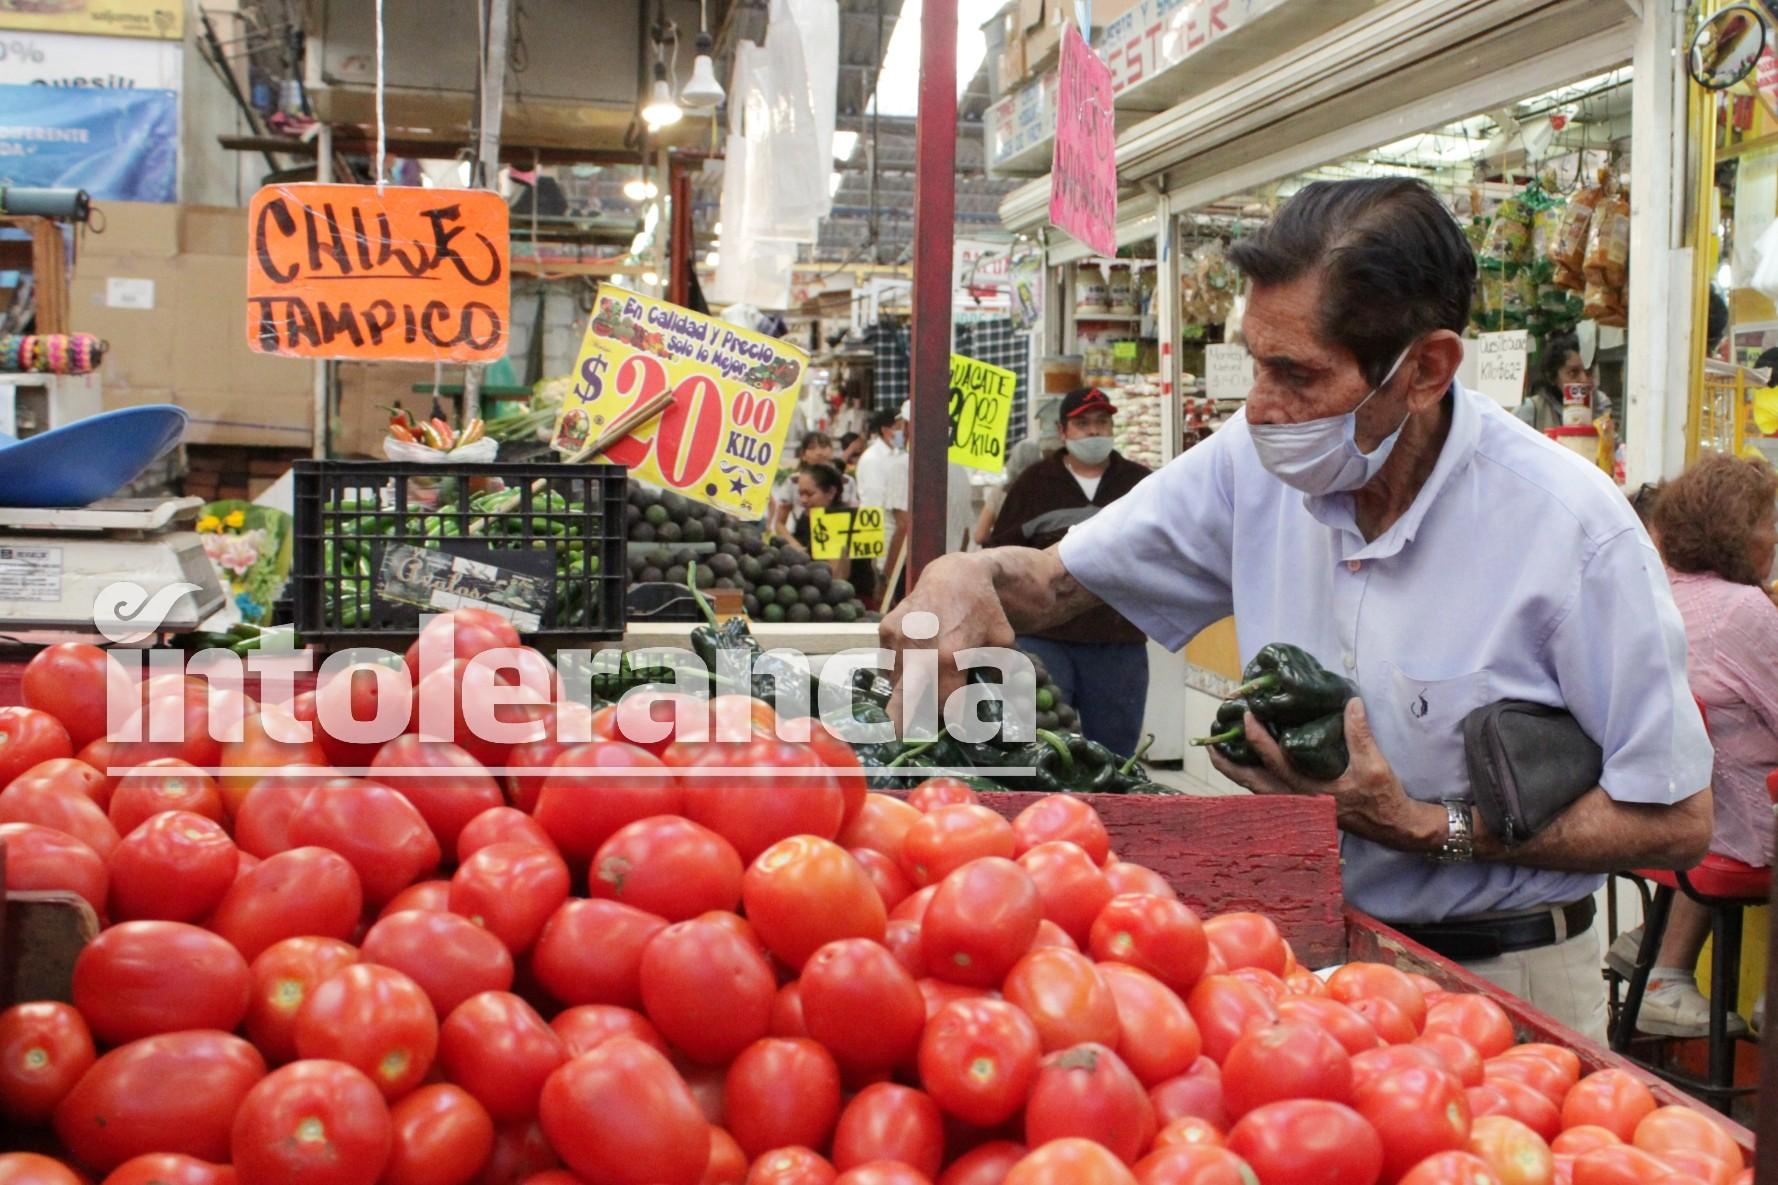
[{"x1": 197, "y1": 501, "x2": 292, "y2": 624}]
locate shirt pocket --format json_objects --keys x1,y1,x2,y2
[{"x1": 1372, "y1": 661, "x2": 1495, "y2": 802}]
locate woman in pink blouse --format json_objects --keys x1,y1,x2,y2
[{"x1": 1617, "y1": 454, "x2": 1777, "y2": 1035}]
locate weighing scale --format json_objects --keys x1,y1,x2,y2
[{"x1": 0, "y1": 496, "x2": 224, "y2": 639}]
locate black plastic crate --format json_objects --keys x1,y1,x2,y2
[{"x1": 292, "y1": 460, "x2": 628, "y2": 649}]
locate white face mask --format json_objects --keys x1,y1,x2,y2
[
  {"x1": 1065, "y1": 436, "x2": 1115, "y2": 465},
  {"x1": 1249, "y1": 344, "x2": 1415, "y2": 495}
]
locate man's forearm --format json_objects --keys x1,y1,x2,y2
[
  {"x1": 1470, "y1": 786, "x2": 1713, "y2": 873},
  {"x1": 978, "y1": 543, "x2": 1101, "y2": 634}
]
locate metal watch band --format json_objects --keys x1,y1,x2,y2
[{"x1": 1431, "y1": 800, "x2": 1475, "y2": 864}]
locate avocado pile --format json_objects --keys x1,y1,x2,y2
[{"x1": 625, "y1": 483, "x2": 873, "y2": 625}]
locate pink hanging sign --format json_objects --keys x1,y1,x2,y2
[{"x1": 1050, "y1": 22, "x2": 1117, "y2": 257}]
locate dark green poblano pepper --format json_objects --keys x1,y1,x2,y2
[
  {"x1": 1190, "y1": 643, "x2": 1354, "y2": 781},
  {"x1": 1278, "y1": 714, "x2": 1351, "y2": 781}
]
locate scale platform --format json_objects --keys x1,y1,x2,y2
[{"x1": 0, "y1": 496, "x2": 225, "y2": 637}]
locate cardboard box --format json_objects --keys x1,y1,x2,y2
[
  {"x1": 333, "y1": 360, "x2": 442, "y2": 459},
  {"x1": 995, "y1": 36, "x2": 1027, "y2": 95},
  {"x1": 1016, "y1": 0, "x2": 1045, "y2": 33},
  {"x1": 1024, "y1": 21, "x2": 1062, "y2": 74}
]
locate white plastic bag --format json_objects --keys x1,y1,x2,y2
[{"x1": 382, "y1": 436, "x2": 500, "y2": 464}]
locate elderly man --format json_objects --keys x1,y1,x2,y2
[{"x1": 880, "y1": 178, "x2": 1711, "y2": 1039}]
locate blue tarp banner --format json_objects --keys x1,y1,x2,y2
[{"x1": 0, "y1": 84, "x2": 177, "y2": 203}]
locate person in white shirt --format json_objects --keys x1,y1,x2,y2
[
  {"x1": 879, "y1": 178, "x2": 1711, "y2": 1039},
  {"x1": 855, "y1": 405, "x2": 910, "y2": 601}
]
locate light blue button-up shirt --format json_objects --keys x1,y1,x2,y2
[{"x1": 1059, "y1": 384, "x2": 1713, "y2": 923}]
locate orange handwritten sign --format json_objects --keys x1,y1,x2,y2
[{"x1": 245, "y1": 184, "x2": 510, "y2": 362}]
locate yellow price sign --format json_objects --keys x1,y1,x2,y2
[
  {"x1": 809, "y1": 507, "x2": 886, "y2": 561},
  {"x1": 553, "y1": 286, "x2": 806, "y2": 521},
  {"x1": 948, "y1": 354, "x2": 1017, "y2": 472}
]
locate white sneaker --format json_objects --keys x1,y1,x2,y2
[
  {"x1": 1636, "y1": 977, "x2": 1751, "y2": 1039},
  {"x1": 1606, "y1": 927, "x2": 1644, "y2": 980}
]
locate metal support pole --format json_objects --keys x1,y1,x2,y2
[
  {"x1": 669, "y1": 159, "x2": 693, "y2": 306},
  {"x1": 311, "y1": 122, "x2": 333, "y2": 459},
  {"x1": 464, "y1": 0, "x2": 511, "y2": 425},
  {"x1": 907, "y1": 0, "x2": 957, "y2": 587}
]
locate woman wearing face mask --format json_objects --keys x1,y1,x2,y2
[
  {"x1": 1513, "y1": 333, "x2": 1612, "y2": 431},
  {"x1": 882, "y1": 178, "x2": 1711, "y2": 1042},
  {"x1": 792, "y1": 462, "x2": 876, "y2": 602},
  {"x1": 986, "y1": 387, "x2": 1153, "y2": 754}
]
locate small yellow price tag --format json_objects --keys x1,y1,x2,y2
[{"x1": 809, "y1": 506, "x2": 886, "y2": 561}]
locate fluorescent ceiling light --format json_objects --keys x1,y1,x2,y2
[
  {"x1": 869, "y1": 0, "x2": 1006, "y2": 117},
  {"x1": 833, "y1": 130, "x2": 860, "y2": 161},
  {"x1": 623, "y1": 177, "x2": 659, "y2": 202}
]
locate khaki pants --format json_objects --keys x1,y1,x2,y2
[{"x1": 1459, "y1": 926, "x2": 1607, "y2": 1045}]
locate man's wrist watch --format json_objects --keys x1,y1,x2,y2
[{"x1": 1430, "y1": 800, "x2": 1475, "y2": 864}]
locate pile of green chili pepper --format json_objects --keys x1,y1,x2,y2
[{"x1": 1191, "y1": 642, "x2": 1355, "y2": 780}]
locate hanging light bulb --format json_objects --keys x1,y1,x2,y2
[
  {"x1": 641, "y1": 271, "x2": 661, "y2": 287},
  {"x1": 623, "y1": 175, "x2": 659, "y2": 202},
  {"x1": 642, "y1": 61, "x2": 682, "y2": 130},
  {"x1": 705, "y1": 250, "x2": 720, "y2": 267},
  {"x1": 682, "y1": 31, "x2": 724, "y2": 111}
]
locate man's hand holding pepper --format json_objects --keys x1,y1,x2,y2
[{"x1": 1209, "y1": 698, "x2": 1449, "y2": 854}]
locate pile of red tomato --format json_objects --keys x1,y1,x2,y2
[{"x1": 0, "y1": 610, "x2": 1753, "y2": 1185}]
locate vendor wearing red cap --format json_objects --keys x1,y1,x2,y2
[{"x1": 988, "y1": 386, "x2": 1153, "y2": 753}]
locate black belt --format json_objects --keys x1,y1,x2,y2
[{"x1": 1389, "y1": 897, "x2": 1595, "y2": 962}]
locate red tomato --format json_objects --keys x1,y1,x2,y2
[
  {"x1": 73, "y1": 921, "x2": 250, "y2": 1045},
  {"x1": 1468, "y1": 1115, "x2": 1555, "y2": 1185},
  {"x1": 1568, "y1": 1146, "x2": 1676, "y2": 1185},
  {"x1": 0, "y1": 707, "x2": 72, "y2": 788},
  {"x1": 1471, "y1": 1083, "x2": 1563, "y2": 1145},
  {"x1": 921, "y1": 856, "x2": 1042, "y2": 988},
  {"x1": 1631, "y1": 1106, "x2": 1742, "y2": 1172},
  {"x1": 745, "y1": 1148, "x2": 837, "y2": 1185},
  {"x1": 892, "y1": 886, "x2": 938, "y2": 925},
  {"x1": 772, "y1": 981, "x2": 810, "y2": 1038},
  {"x1": 1012, "y1": 795, "x2": 1109, "y2": 862},
  {"x1": 1350, "y1": 997, "x2": 1418, "y2": 1045},
  {"x1": 551, "y1": 1005, "x2": 668, "y2": 1057},
  {"x1": 908, "y1": 777, "x2": 981, "y2": 812},
  {"x1": 800, "y1": 938, "x2": 926, "y2": 1076},
  {"x1": 1354, "y1": 1062, "x2": 1471, "y2": 1183},
  {"x1": 1645, "y1": 1149, "x2": 1734, "y2": 1185},
  {"x1": 456, "y1": 808, "x2": 551, "y2": 862},
  {"x1": 305, "y1": 663, "x2": 408, "y2": 770},
  {"x1": 743, "y1": 836, "x2": 888, "y2": 968},
  {"x1": 1485, "y1": 1057, "x2": 1573, "y2": 1105},
  {"x1": 0, "y1": 821, "x2": 106, "y2": 914},
  {"x1": 210, "y1": 846, "x2": 364, "y2": 961},
  {"x1": 535, "y1": 742, "x2": 682, "y2": 867},
  {"x1": 107, "y1": 809, "x2": 233, "y2": 922},
  {"x1": 640, "y1": 919, "x2": 776, "y2": 1065},
  {"x1": 683, "y1": 738, "x2": 844, "y2": 863},
  {"x1": 360, "y1": 909, "x2": 516, "y2": 1018},
  {"x1": 1423, "y1": 996, "x2": 1515, "y2": 1061},
  {"x1": 723, "y1": 1039, "x2": 843, "y2": 1161},
  {"x1": 1131, "y1": 1145, "x2": 1255, "y2": 1185},
  {"x1": 1004, "y1": 1140, "x2": 1136, "y2": 1185},
  {"x1": 0, "y1": 1001, "x2": 94, "y2": 1124},
  {"x1": 106, "y1": 759, "x2": 223, "y2": 836},
  {"x1": 101, "y1": 1154, "x2": 234, "y2": 1185},
  {"x1": 1287, "y1": 970, "x2": 1331, "y2": 997},
  {"x1": 246, "y1": 937, "x2": 360, "y2": 1065},
  {"x1": 802, "y1": 719, "x2": 868, "y2": 830},
  {"x1": 850, "y1": 846, "x2": 915, "y2": 912},
  {"x1": 503, "y1": 702, "x2": 596, "y2": 814},
  {"x1": 370, "y1": 736, "x2": 506, "y2": 856},
  {"x1": 294, "y1": 964, "x2": 438, "y2": 1100},
  {"x1": 55, "y1": 1031, "x2": 266, "y2": 1171},
  {"x1": 232, "y1": 766, "x2": 334, "y2": 859},
  {"x1": 382, "y1": 880, "x2": 455, "y2": 917},
  {"x1": 1398, "y1": 1152, "x2": 1502, "y2": 1185},
  {"x1": 1185, "y1": 975, "x2": 1279, "y2": 1064},
  {"x1": 1414, "y1": 1033, "x2": 1484, "y2": 1089},
  {"x1": 231, "y1": 1058, "x2": 392, "y2": 1185},
  {"x1": 1149, "y1": 1059, "x2": 1227, "y2": 1130},
  {"x1": 10, "y1": 758, "x2": 110, "y2": 814},
  {"x1": 1326, "y1": 964, "x2": 1427, "y2": 1034},
  {"x1": 1091, "y1": 895, "x2": 1210, "y2": 996},
  {"x1": 1097, "y1": 963, "x2": 1201, "y2": 1087},
  {"x1": 1221, "y1": 1022, "x2": 1353, "y2": 1118},
  {"x1": 23, "y1": 642, "x2": 121, "y2": 749},
  {"x1": 287, "y1": 776, "x2": 441, "y2": 907},
  {"x1": 1275, "y1": 996, "x2": 1381, "y2": 1058},
  {"x1": 531, "y1": 898, "x2": 666, "y2": 1009},
  {"x1": 1004, "y1": 947, "x2": 1121, "y2": 1052},
  {"x1": 450, "y1": 842, "x2": 570, "y2": 955},
  {"x1": 1032, "y1": 919, "x2": 1080, "y2": 952},
  {"x1": 1226, "y1": 1100, "x2": 1383, "y2": 1185},
  {"x1": 899, "y1": 804, "x2": 1015, "y2": 887},
  {"x1": 1550, "y1": 1129, "x2": 1621, "y2": 1158},
  {"x1": 405, "y1": 610, "x2": 520, "y2": 679},
  {"x1": 832, "y1": 1167, "x2": 934, "y2": 1185},
  {"x1": 438, "y1": 992, "x2": 567, "y2": 1124},
  {"x1": 1019, "y1": 842, "x2": 1114, "y2": 947},
  {"x1": 839, "y1": 794, "x2": 922, "y2": 858},
  {"x1": 0, "y1": 1155, "x2": 84, "y2": 1185},
  {"x1": 1227, "y1": 968, "x2": 1289, "y2": 1005},
  {"x1": 1201, "y1": 914, "x2": 1287, "y2": 978},
  {"x1": 917, "y1": 977, "x2": 994, "y2": 1020},
  {"x1": 1350, "y1": 1045, "x2": 1445, "y2": 1091},
  {"x1": 0, "y1": 779, "x2": 118, "y2": 860},
  {"x1": 917, "y1": 998, "x2": 1042, "y2": 1127},
  {"x1": 1024, "y1": 1043, "x2": 1155, "y2": 1165},
  {"x1": 384, "y1": 1084, "x2": 497, "y2": 1185},
  {"x1": 591, "y1": 816, "x2": 744, "y2": 921},
  {"x1": 216, "y1": 708, "x2": 329, "y2": 815},
  {"x1": 705, "y1": 1127, "x2": 748, "y2": 1185},
  {"x1": 538, "y1": 1037, "x2": 709, "y2": 1185},
  {"x1": 1155, "y1": 1116, "x2": 1227, "y2": 1150},
  {"x1": 1560, "y1": 1072, "x2": 1656, "y2": 1144},
  {"x1": 937, "y1": 1143, "x2": 1027, "y2": 1185},
  {"x1": 830, "y1": 1084, "x2": 943, "y2": 1176},
  {"x1": 1497, "y1": 1047, "x2": 1581, "y2": 1093},
  {"x1": 1102, "y1": 863, "x2": 1179, "y2": 900}
]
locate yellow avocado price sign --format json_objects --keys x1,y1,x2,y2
[
  {"x1": 553, "y1": 286, "x2": 806, "y2": 521},
  {"x1": 948, "y1": 353, "x2": 1016, "y2": 472},
  {"x1": 809, "y1": 506, "x2": 886, "y2": 561}
]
